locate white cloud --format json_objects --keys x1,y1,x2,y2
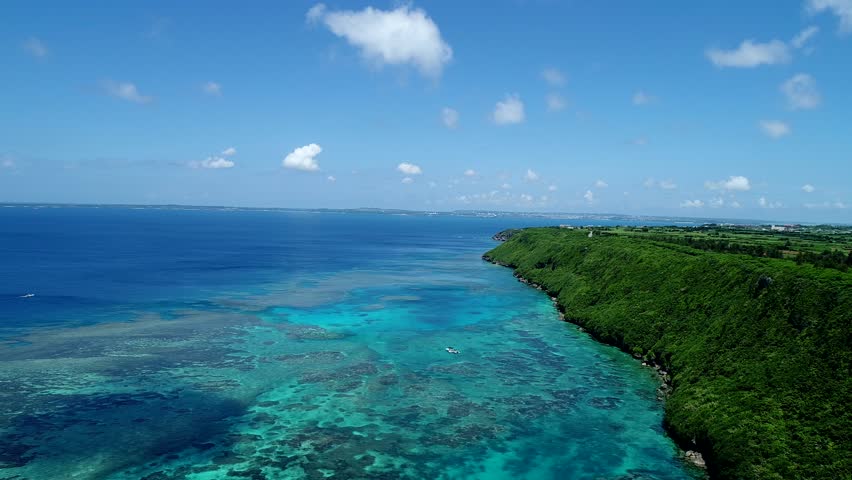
[
  {"x1": 306, "y1": 3, "x2": 327, "y2": 23},
  {"x1": 221, "y1": 147, "x2": 236, "y2": 156},
  {"x1": 427, "y1": 181, "x2": 437, "y2": 188},
  {"x1": 23, "y1": 37, "x2": 48, "y2": 58},
  {"x1": 397, "y1": 162, "x2": 422, "y2": 175},
  {"x1": 705, "y1": 175, "x2": 751, "y2": 192},
  {"x1": 327, "y1": 175, "x2": 336, "y2": 182},
  {"x1": 632, "y1": 90, "x2": 655, "y2": 106},
  {"x1": 680, "y1": 199, "x2": 704, "y2": 208},
  {"x1": 759, "y1": 120, "x2": 791, "y2": 138},
  {"x1": 583, "y1": 190, "x2": 595, "y2": 203},
  {"x1": 629, "y1": 137, "x2": 648, "y2": 146},
  {"x1": 541, "y1": 68, "x2": 566, "y2": 87},
  {"x1": 493, "y1": 94, "x2": 525, "y2": 125},
  {"x1": 1, "y1": 157, "x2": 15, "y2": 169},
  {"x1": 309, "y1": 3, "x2": 452, "y2": 77},
  {"x1": 807, "y1": 0, "x2": 852, "y2": 33},
  {"x1": 103, "y1": 80, "x2": 153, "y2": 104},
  {"x1": 190, "y1": 156, "x2": 235, "y2": 169},
  {"x1": 706, "y1": 39, "x2": 791, "y2": 68},
  {"x1": 401, "y1": 176, "x2": 414, "y2": 184},
  {"x1": 524, "y1": 169, "x2": 539, "y2": 182},
  {"x1": 501, "y1": 183, "x2": 512, "y2": 190},
  {"x1": 644, "y1": 178, "x2": 677, "y2": 190},
  {"x1": 548, "y1": 184, "x2": 558, "y2": 192},
  {"x1": 546, "y1": 93, "x2": 566, "y2": 112},
  {"x1": 202, "y1": 81, "x2": 222, "y2": 96},
  {"x1": 730, "y1": 201, "x2": 742, "y2": 208},
  {"x1": 711, "y1": 197, "x2": 725, "y2": 208},
  {"x1": 802, "y1": 183, "x2": 816, "y2": 193},
  {"x1": 520, "y1": 193, "x2": 534, "y2": 202},
  {"x1": 464, "y1": 169, "x2": 476, "y2": 177},
  {"x1": 441, "y1": 107, "x2": 459, "y2": 129},
  {"x1": 758, "y1": 196, "x2": 783, "y2": 208},
  {"x1": 791, "y1": 26, "x2": 820, "y2": 48},
  {"x1": 780, "y1": 74, "x2": 821, "y2": 110},
  {"x1": 283, "y1": 143, "x2": 322, "y2": 171},
  {"x1": 594, "y1": 179, "x2": 608, "y2": 188},
  {"x1": 804, "y1": 200, "x2": 847, "y2": 209}
]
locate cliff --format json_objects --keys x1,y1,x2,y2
[{"x1": 484, "y1": 228, "x2": 851, "y2": 479}]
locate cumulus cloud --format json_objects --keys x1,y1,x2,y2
[
  {"x1": 541, "y1": 67, "x2": 566, "y2": 87},
  {"x1": 308, "y1": 3, "x2": 452, "y2": 77},
  {"x1": 501, "y1": 183, "x2": 512, "y2": 190},
  {"x1": 705, "y1": 175, "x2": 751, "y2": 192},
  {"x1": 103, "y1": 80, "x2": 153, "y2": 104},
  {"x1": 802, "y1": 183, "x2": 816, "y2": 193},
  {"x1": 441, "y1": 107, "x2": 459, "y2": 129},
  {"x1": 548, "y1": 184, "x2": 558, "y2": 192},
  {"x1": 464, "y1": 169, "x2": 476, "y2": 177},
  {"x1": 583, "y1": 190, "x2": 595, "y2": 203},
  {"x1": 524, "y1": 169, "x2": 539, "y2": 182},
  {"x1": 190, "y1": 156, "x2": 235, "y2": 169},
  {"x1": 594, "y1": 179, "x2": 608, "y2": 188},
  {"x1": 327, "y1": 175, "x2": 336, "y2": 182},
  {"x1": 807, "y1": 0, "x2": 852, "y2": 33},
  {"x1": 758, "y1": 197, "x2": 783, "y2": 208},
  {"x1": 1, "y1": 156, "x2": 15, "y2": 169},
  {"x1": 632, "y1": 90, "x2": 655, "y2": 105},
  {"x1": 710, "y1": 197, "x2": 725, "y2": 208},
  {"x1": 706, "y1": 39, "x2": 791, "y2": 68},
  {"x1": 492, "y1": 94, "x2": 525, "y2": 125},
  {"x1": 202, "y1": 81, "x2": 222, "y2": 96},
  {"x1": 283, "y1": 143, "x2": 322, "y2": 171},
  {"x1": 520, "y1": 193, "x2": 534, "y2": 202},
  {"x1": 791, "y1": 26, "x2": 820, "y2": 48},
  {"x1": 781, "y1": 74, "x2": 821, "y2": 110},
  {"x1": 401, "y1": 176, "x2": 414, "y2": 184},
  {"x1": 221, "y1": 147, "x2": 236, "y2": 156},
  {"x1": 23, "y1": 37, "x2": 48, "y2": 58},
  {"x1": 680, "y1": 199, "x2": 704, "y2": 208},
  {"x1": 397, "y1": 162, "x2": 422, "y2": 175},
  {"x1": 759, "y1": 120, "x2": 791, "y2": 138},
  {"x1": 546, "y1": 93, "x2": 566, "y2": 112}
]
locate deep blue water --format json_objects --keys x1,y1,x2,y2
[{"x1": 0, "y1": 207, "x2": 702, "y2": 479}]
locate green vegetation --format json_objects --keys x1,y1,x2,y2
[{"x1": 484, "y1": 227, "x2": 851, "y2": 480}]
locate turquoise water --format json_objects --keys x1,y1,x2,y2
[{"x1": 0, "y1": 208, "x2": 701, "y2": 479}]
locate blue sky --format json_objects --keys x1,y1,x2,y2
[{"x1": 1, "y1": 1, "x2": 850, "y2": 222}]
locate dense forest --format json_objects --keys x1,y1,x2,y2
[{"x1": 484, "y1": 228, "x2": 851, "y2": 480}]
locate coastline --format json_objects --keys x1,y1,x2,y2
[{"x1": 482, "y1": 252, "x2": 708, "y2": 472}]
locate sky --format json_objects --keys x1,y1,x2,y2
[{"x1": 1, "y1": 1, "x2": 851, "y2": 223}]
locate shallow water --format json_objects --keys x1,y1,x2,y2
[{"x1": 0, "y1": 208, "x2": 702, "y2": 479}]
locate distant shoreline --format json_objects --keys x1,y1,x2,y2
[{"x1": 1, "y1": 202, "x2": 835, "y2": 227}]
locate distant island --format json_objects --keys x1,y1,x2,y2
[{"x1": 484, "y1": 225, "x2": 851, "y2": 479}]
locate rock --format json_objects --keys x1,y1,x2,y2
[{"x1": 684, "y1": 450, "x2": 706, "y2": 468}]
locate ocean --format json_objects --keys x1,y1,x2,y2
[{"x1": 0, "y1": 206, "x2": 701, "y2": 479}]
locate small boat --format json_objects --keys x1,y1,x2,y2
[{"x1": 445, "y1": 346, "x2": 460, "y2": 354}]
